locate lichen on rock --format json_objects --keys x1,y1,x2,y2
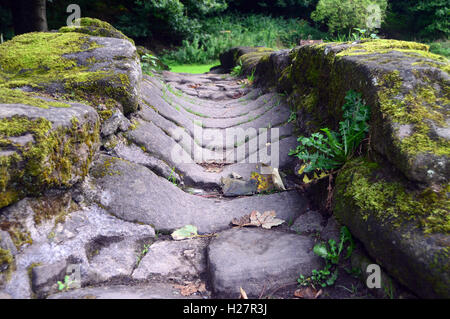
[{"x1": 0, "y1": 103, "x2": 100, "y2": 209}]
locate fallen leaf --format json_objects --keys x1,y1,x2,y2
[
  {"x1": 271, "y1": 168, "x2": 286, "y2": 191},
  {"x1": 232, "y1": 211, "x2": 284, "y2": 229},
  {"x1": 294, "y1": 287, "x2": 322, "y2": 299},
  {"x1": 239, "y1": 287, "x2": 248, "y2": 299},
  {"x1": 174, "y1": 281, "x2": 206, "y2": 296},
  {"x1": 171, "y1": 225, "x2": 198, "y2": 240}
]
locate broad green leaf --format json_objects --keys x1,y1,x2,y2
[
  {"x1": 171, "y1": 225, "x2": 198, "y2": 240},
  {"x1": 313, "y1": 243, "x2": 328, "y2": 258}
]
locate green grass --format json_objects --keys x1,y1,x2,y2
[
  {"x1": 168, "y1": 62, "x2": 220, "y2": 74},
  {"x1": 428, "y1": 40, "x2": 450, "y2": 58}
]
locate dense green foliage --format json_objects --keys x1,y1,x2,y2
[
  {"x1": 161, "y1": 14, "x2": 325, "y2": 64},
  {"x1": 289, "y1": 91, "x2": 370, "y2": 173},
  {"x1": 311, "y1": 0, "x2": 388, "y2": 35},
  {"x1": 0, "y1": 0, "x2": 448, "y2": 62}
]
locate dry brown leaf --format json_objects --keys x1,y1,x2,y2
[
  {"x1": 239, "y1": 287, "x2": 248, "y2": 299},
  {"x1": 294, "y1": 287, "x2": 322, "y2": 299},
  {"x1": 231, "y1": 210, "x2": 284, "y2": 229},
  {"x1": 173, "y1": 281, "x2": 206, "y2": 296}
]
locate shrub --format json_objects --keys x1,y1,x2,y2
[
  {"x1": 311, "y1": 0, "x2": 387, "y2": 35},
  {"x1": 161, "y1": 14, "x2": 326, "y2": 64}
]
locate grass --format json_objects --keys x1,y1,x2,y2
[{"x1": 168, "y1": 62, "x2": 220, "y2": 74}]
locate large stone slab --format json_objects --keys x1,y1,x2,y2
[
  {"x1": 132, "y1": 238, "x2": 208, "y2": 281},
  {"x1": 90, "y1": 155, "x2": 308, "y2": 233},
  {"x1": 47, "y1": 283, "x2": 202, "y2": 299},
  {"x1": 207, "y1": 228, "x2": 322, "y2": 298}
]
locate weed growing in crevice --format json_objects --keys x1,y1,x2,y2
[
  {"x1": 298, "y1": 226, "x2": 354, "y2": 288},
  {"x1": 289, "y1": 90, "x2": 370, "y2": 173}
]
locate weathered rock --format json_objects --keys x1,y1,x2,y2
[
  {"x1": 0, "y1": 231, "x2": 17, "y2": 257},
  {"x1": 90, "y1": 155, "x2": 308, "y2": 233},
  {"x1": 0, "y1": 198, "x2": 155, "y2": 297},
  {"x1": 31, "y1": 260, "x2": 68, "y2": 298},
  {"x1": 219, "y1": 47, "x2": 273, "y2": 74},
  {"x1": 221, "y1": 177, "x2": 258, "y2": 197},
  {"x1": 59, "y1": 17, "x2": 134, "y2": 44},
  {"x1": 207, "y1": 228, "x2": 322, "y2": 298},
  {"x1": 47, "y1": 283, "x2": 202, "y2": 299},
  {"x1": 333, "y1": 158, "x2": 449, "y2": 298},
  {"x1": 0, "y1": 30, "x2": 142, "y2": 115},
  {"x1": 0, "y1": 291, "x2": 12, "y2": 299},
  {"x1": 100, "y1": 110, "x2": 130, "y2": 137},
  {"x1": 86, "y1": 236, "x2": 149, "y2": 283},
  {"x1": 0, "y1": 102, "x2": 100, "y2": 209},
  {"x1": 290, "y1": 210, "x2": 324, "y2": 234},
  {"x1": 132, "y1": 238, "x2": 208, "y2": 281},
  {"x1": 320, "y1": 216, "x2": 342, "y2": 242}
]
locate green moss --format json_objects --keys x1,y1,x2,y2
[
  {"x1": 336, "y1": 158, "x2": 450, "y2": 234},
  {"x1": 90, "y1": 157, "x2": 122, "y2": 178},
  {"x1": 0, "y1": 115, "x2": 99, "y2": 209},
  {"x1": 377, "y1": 71, "x2": 450, "y2": 157},
  {"x1": 59, "y1": 17, "x2": 135, "y2": 45},
  {"x1": 336, "y1": 39, "x2": 430, "y2": 57},
  {"x1": 0, "y1": 31, "x2": 137, "y2": 114},
  {"x1": 0, "y1": 248, "x2": 14, "y2": 279},
  {"x1": 31, "y1": 193, "x2": 78, "y2": 226},
  {"x1": 0, "y1": 88, "x2": 70, "y2": 108},
  {"x1": 98, "y1": 110, "x2": 113, "y2": 121}
]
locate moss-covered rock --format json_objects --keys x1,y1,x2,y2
[
  {"x1": 0, "y1": 30, "x2": 141, "y2": 115},
  {"x1": 334, "y1": 158, "x2": 449, "y2": 298},
  {"x1": 59, "y1": 17, "x2": 134, "y2": 45},
  {"x1": 219, "y1": 46, "x2": 274, "y2": 74},
  {"x1": 223, "y1": 39, "x2": 450, "y2": 298},
  {"x1": 0, "y1": 102, "x2": 100, "y2": 209},
  {"x1": 248, "y1": 40, "x2": 449, "y2": 187}
]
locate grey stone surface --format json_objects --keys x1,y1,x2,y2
[
  {"x1": 321, "y1": 216, "x2": 342, "y2": 242},
  {"x1": 90, "y1": 155, "x2": 308, "y2": 233},
  {"x1": 0, "y1": 230, "x2": 17, "y2": 257},
  {"x1": 86, "y1": 236, "x2": 147, "y2": 283},
  {"x1": 290, "y1": 210, "x2": 324, "y2": 234},
  {"x1": 31, "y1": 260, "x2": 67, "y2": 298},
  {"x1": 207, "y1": 228, "x2": 322, "y2": 298},
  {"x1": 101, "y1": 110, "x2": 130, "y2": 136},
  {"x1": 221, "y1": 177, "x2": 258, "y2": 197},
  {"x1": 47, "y1": 283, "x2": 202, "y2": 299},
  {"x1": 132, "y1": 238, "x2": 208, "y2": 280}
]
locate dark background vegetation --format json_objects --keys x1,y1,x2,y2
[{"x1": 0, "y1": 0, "x2": 448, "y2": 64}]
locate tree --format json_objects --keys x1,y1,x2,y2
[
  {"x1": 311, "y1": 0, "x2": 387, "y2": 35},
  {"x1": 8, "y1": 0, "x2": 48, "y2": 35}
]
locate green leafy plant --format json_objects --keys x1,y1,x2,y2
[
  {"x1": 298, "y1": 226, "x2": 355, "y2": 288},
  {"x1": 168, "y1": 167, "x2": 178, "y2": 185},
  {"x1": 231, "y1": 60, "x2": 243, "y2": 77},
  {"x1": 141, "y1": 53, "x2": 168, "y2": 76},
  {"x1": 136, "y1": 243, "x2": 152, "y2": 265},
  {"x1": 57, "y1": 275, "x2": 75, "y2": 292},
  {"x1": 289, "y1": 90, "x2": 370, "y2": 173}
]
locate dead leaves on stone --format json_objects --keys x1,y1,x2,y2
[
  {"x1": 294, "y1": 286, "x2": 323, "y2": 299},
  {"x1": 173, "y1": 281, "x2": 206, "y2": 296},
  {"x1": 231, "y1": 210, "x2": 284, "y2": 229}
]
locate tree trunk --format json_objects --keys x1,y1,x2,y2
[{"x1": 10, "y1": 0, "x2": 48, "y2": 35}]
